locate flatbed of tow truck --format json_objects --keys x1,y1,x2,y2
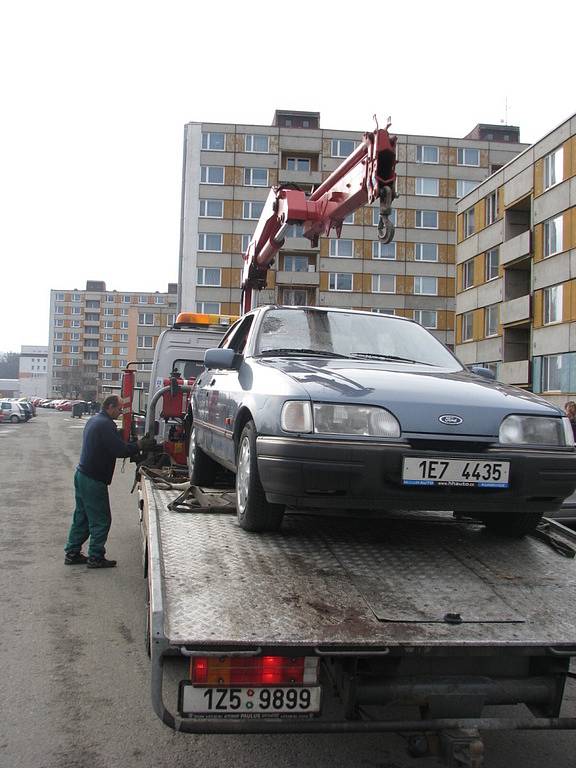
[{"x1": 138, "y1": 474, "x2": 576, "y2": 764}]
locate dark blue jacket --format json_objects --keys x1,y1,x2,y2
[{"x1": 77, "y1": 410, "x2": 139, "y2": 485}]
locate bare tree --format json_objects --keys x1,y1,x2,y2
[{"x1": 57, "y1": 365, "x2": 97, "y2": 400}]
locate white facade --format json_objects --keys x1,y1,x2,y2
[{"x1": 19, "y1": 345, "x2": 48, "y2": 398}]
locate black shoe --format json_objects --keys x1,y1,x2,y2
[
  {"x1": 64, "y1": 551, "x2": 88, "y2": 565},
  {"x1": 87, "y1": 557, "x2": 117, "y2": 569}
]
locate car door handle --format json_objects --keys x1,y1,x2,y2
[{"x1": 209, "y1": 378, "x2": 216, "y2": 386}]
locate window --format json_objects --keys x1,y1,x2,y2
[
  {"x1": 85, "y1": 300, "x2": 100, "y2": 309},
  {"x1": 544, "y1": 147, "x2": 563, "y2": 190},
  {"x1": 414, "y1": 276, "x2": 438, "y2": 295},
  {"x1": 329, "y1": 239, "x2": 353, "y2": 258},
  {"x1": 244, "y1": 168, "x2": 268, "y2": 186},
  {"x1": 123, "y1": 295, "x2": 132, "y2": 303},
  {"x1": 53, "y1": 344, "x2": 62, "y2": 353},
  {"x1": 54, "y1": 332, "x2": 63, "y2": 340},
  {"x1": 55, "y1": 305, "x2": 64, "y2": 314},
  {"x1": 372, "y1": 241, "x2": 396, "y2": 259},
  {"x1": 84, "y1": 352, "x2": 98, "y2": 360},
  {"x1": 372, "y1": 274, "x2": 395, "y2": 293},
  {"x1": 139, "y1": 295, "x2": 148, "y2": 304},
  {"x1": 485, "y1": 304, "x2": 499, "y2": 337},
  {"x1": 71, "y1": 293, "x2": 81, "y2": 302},
  {"x1": 241, "y1": 234, "x2": 251, "y2": 252},
  {"x1": 104, "y1": 320, "x2": 114, "y2": 328},
  {"x1": 461, "y1": 312, "x2": 474, "y2": 341},
  {"x1": 120, "y1": 308, "x2": 129, "y2": 316},
  {"x1": 463, "y1": 207, "x2": 475, "y2": 237},
  {"x1": 199, "y1": 199, "x2": 224, "y2": 218},
  {"x1": 243, "y1": 201, "x2": 265, "y2": 220},
  {"x1": 331, "y1": 139, "x2": 359, "y2": 157},
  {"x1": 166, "y1": 313, "x2": 176, "y2": 326},
  {"x1": 139, "y1": 362, "x2": 153, "y2": 372},
  {"x1": 457, "y1": 147, "x2": 480, "y2": 166},
  {"x1": 119, "y1": 360, "x2": 128, "y2": 368},
  {"x1": 71, "y1": 306, "x2": 82, "y2": 314},
  {"x1": 137, "y1": 336, "x2": 154, "y2": 349},
  {"x1": 245, "y1": 134, "x2": 269, "y2": 153},
  {"x1": 71, "y1": 320, "x2": 81, "y2": 328},
  {"x1": 70, "y1": 345, "x2": 80, "y2": 354},
  {"x1": 485, "y1": 249, "x2": 499, "y2": 281},
  {"x1": 139, "y1": 313, "x2": 154, "y2": 325},
  {"x1": 415, "y1": 210, "x2": 438, "y2": 229},
  {"x1": 463, "y1": 259, "x2": 474, "y2": 289},
  {"x1": 485, "y1": 191, "x2": 497, "y2": 225},
  {"x1": 342, "y1": 213, "x2": 354, "y2": 225},
  {"x1": 154, "y1": 296, "x2": 164, "y2": 304},
  {"x1": 103, "y1": 359, "x2": 113, "y2": 367},
  {"x1": 456, "y1": 179, "x2": 479, "y2": 198},
  {"x1": 55, "y1": 319, "x2": 64, "y2": 327},
  {"x1": 415, "y1": 177, "x2": 439, "y2": 196},
  {"x1": 105, "y1": 294, "x2": 115, "y2": 302},
  {"x1": 200, "y1": 166, "x2": 225, "y2": 185},
  {"x1": 415, "y1": 243, "x2": 438, "y2": 262},
  {"x1": 104, "y1": 307, "x2": 114, "y2": 315},
  {"x1": 542, "y1": 354, "x2": 563, "y2": 392},
  {"x1": 544, "y1": 215, "x2": 563, "y2": 257},
  {"x1": 55, "y1": 292, "x2": 65, "y2": 301},
  {"x1": 196, "y1": 302, "x2": 221, "y2": 314},
  {"x1": 198, "y1": 233, "x2": 223, "y2": 252},
  {"x1": 197, "y1": 267, "x2": 221, "y2": 286},
  {"x1": 283, "y1": 255, "x2": 309, "y2": 272},
  {"x1": 544, "y1": 284, "x2": 563, "y2": 325},
  {"x1": 103, "y1": 333, "x2": 113, "y2": 341},
  {"x1": 120, "y1": 333, "x2": 129, "y2": 342},
  {"x1": 416, "y1": 145, "x2": 439, "y2": 164},
  {"x1": 84, "y1": 338, "x2": 99, "y2": 347},
  {"x1": 54, "y1": 358, "x2": 62, "y2": 366},
  {"x1": 119, "y1": 347, "x2": 127, "y2": 355},
  {"x1": 71, "y1": 332, "x2": 80, "y2": 340},
  {"x1": 372, "y1": 208, "x2": 396, "y2": 227},
  {"x1": 103, "y1": 346, "x2": 113, "y2": 355},
  {"x1": 285, "y1": 223, "x2": 304, "y2": 238},
  {"x1": 328, "y1": 272, "x2": 353, "y2": 291},
  {"x1": 286, "y1": 157, "x2": 310, "y2": 171},
  {"x1": 201, "y1": 131, "x2": 225, "y2": 151},
  {"x1": 102, "y1": 372, "x2": 113, "y2": 381},
  {"x1": 85, "y1": 312, "x2": 99, "y2": 321},
  {"x1": 414, "y1": 310, "x2": 437, "y2": 329}
]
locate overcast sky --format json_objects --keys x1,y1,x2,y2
[{"x1": 0, "y1": 0, "x2": 573, "y2": 352}]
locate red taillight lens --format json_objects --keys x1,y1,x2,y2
[{"x1": 190, "y1": 656, "x2": 316, "y2": 685}]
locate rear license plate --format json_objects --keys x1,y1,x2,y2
[
  {"x1": 179, "y1": 684, "x2": 322, "y2": 717},
  {"x1": 402, "y1": 457, "x2": 510, "y2": 488}
]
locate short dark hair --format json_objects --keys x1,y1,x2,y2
[{"x1": 103, "y1": 395, "x2": 120, "y2": 410}]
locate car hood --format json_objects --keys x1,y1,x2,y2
[{"x1": 262, "y1": 358, "x2": 561, "y2": 437}]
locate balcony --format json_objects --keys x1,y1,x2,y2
[
  {"x1": 500, "y1": 295, "x2": 531, "y2": 326},
  {"x1": 278, "y1": 168, "x2": 322, "y2": 185},
  {"x1": 499, "y1": 360, "x2": 530, "y2": 387},
  {"x1": 276, "y1": 270, "x2": 319, "y2": 286},
  {"x1": 500, "y1": 230, "x2": 531, "y2": 267}
]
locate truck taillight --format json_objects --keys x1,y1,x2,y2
[{"x1": 190, "y1": 656, "x2": 319, "y2": 686}]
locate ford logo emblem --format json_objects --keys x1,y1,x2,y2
[{"x1": 439, "y1": 414, "x2": 463, "y2": 425}]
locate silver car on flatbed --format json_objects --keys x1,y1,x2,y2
[{"x1": 189, "y1": 306, "x2": 576, "y2": 536}]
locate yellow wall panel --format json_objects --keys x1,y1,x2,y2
[
  {"x1": 319, "y1": 239, "x2": 329, "y2": 257},
  {"x1": 269, "y1": 136, "x2": 279, "y2": 154},
  {"x1": 405, "y1": 243, "x2": 415, "y2": 261},
  {"x1": 533, "y1": 290, "x2": 543, "y2": 329},
  {"x1": 362, "y1": 274, "x2": 371, "y2": 292},
  {"x1": 222, "y1": 234, "x2": 233, "y2": 253},
  {"x1": 440, "y1": 244, "x2": 454, "y2": 263},
  {"x1": 440, "y1": 179, "x2": 452, "y2": 198},
  {"x1": 455, "y1": 315, "x2": 462, "y2": 344},
  {"x1": 563, "y1": 138, "x2": 572, "y2": 180},
  {"x1": 533, "y1": 223, "x2": 543, "y2": 261},
  {"x1": 401, "y1": 276, "x2": 412, "y2": 295},
  {"x1": 439, "y1": 147, "x2": 450, "y2": 165},
  {"x1": 480, "y1": 150, "x2": 489, "y2": 168},
  {"x1": 473, "y1": 309, "x2": 483, "y2": 340},
  {"x1": 353, "y1": 274, "x2": 363, "y2": 292},
  {"x1": 456, "y1": 264, "x2": 463, "y2": 292},
  {"x1": 498, "y1": 187, "x2": 504, "y2": 218},
  {"x1": 403, "y1": 177, "x2": 413, "y2": 195},
  {"x1": 534, "y1": 159, "x2": 543, "y2": 197},
  {"x1": 447, "y1": 148, "x2": 457, "y2": 166},
  {"x1": 475, "y1": 200, "x2": 485, "y2": 232},
  {"x1": 564, "y1": 280, "x2": 573, "y2": 323},
  {"x1": 397, "y1": 209, "x2": 408, "y2": 229},
  {"x1": 319, "y1": 272, "x2": 329, "y2": 291},
  {"x1": 565, "y1": 208, "x2": 575, "y2": 251},
  {"x1": 457, "y1": 214, "x2": 463, "y2": 243},
  {"x1": 439, "y1": 212, "x2": 455, "y2": 231},
  {"x1": 474, "y1": 254, "x2": 484, "y2": 286},
  {"x1": 269, "y1": 169, "x2": 278, "y2": 186}
]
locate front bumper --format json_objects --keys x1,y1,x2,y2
[{"x1": 256, "y1": 436, "x2": 576, "y2": 512}]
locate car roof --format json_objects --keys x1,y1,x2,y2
[{"x1": 255, "y1": 305, "x2": 413, "y2": 323}]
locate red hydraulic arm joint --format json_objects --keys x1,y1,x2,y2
[
  {"x1": 240, "y1": 122, "x2": 397, "y2": 313},
  {"x1": 120, "y1": 362, "x2": 138, "y2": 441}
]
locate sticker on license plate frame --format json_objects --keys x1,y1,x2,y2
[
  {"x1": 178, "y1": 683, "x2": 322, "y2": 717},
  {"x1": 402, "y1": 457, "x2": 510, "y2": 488}
]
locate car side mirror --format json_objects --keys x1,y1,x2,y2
[
  {"x1": 469, "y1": 365, "x2": 496, "y2": 381},
  {"x1": 204, "y1": 348, "x2": 237, "y2": 370}
]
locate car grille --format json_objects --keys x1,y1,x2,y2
[{"x1": 407, "y1": 439, "x2": 493, "y2": 453}]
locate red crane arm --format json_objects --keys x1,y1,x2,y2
[{"x1": 240, "y1": 125, "x2": 397, "y2": 313}]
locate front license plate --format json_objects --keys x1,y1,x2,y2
[
  {"x1": 402, "y1": 457, "x2": 510, "y2": 488},
  {"x1": 179, "y1": 684, "x2": 322, "y2": 717}
]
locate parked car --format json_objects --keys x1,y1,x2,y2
[
  {"x1": 190, "y1": 305, "x2": 576, "y2": 536},
  {"x1": 17, "y1": 402, "x2": 33, "y2": 420},
  {"x1": 0, "y1": 401, "x2": 27, "y2": 423}
]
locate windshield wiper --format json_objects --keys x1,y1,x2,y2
[
  {"x1": 351, "y1": 352, "x2": 434, "y2": 365},
  {"x1": 258, "y1": 348, "x2": 352, "y2": 359}
]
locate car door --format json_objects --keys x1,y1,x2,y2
[{"x1": 200, "y1": 314, "x2": 255, "y2": 466}]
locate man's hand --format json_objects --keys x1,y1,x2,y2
[{"x1": 137, "y1": 436, "x2": 157, "y2": 452}]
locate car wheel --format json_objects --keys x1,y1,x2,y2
[
  {"x1": 236, "y1": 421, "x2": 284, "y2": 533},
  {"x1": 188, "y1": 427, "x2": 219, "y2": 486},
  {"x1": 480, "y1": 511, "x2": 543, "y2": 537},
  {"x1": 10, "y1": 415, "x2": 19, "y2": 423}
]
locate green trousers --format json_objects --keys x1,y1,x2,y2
[{"x1": 65, "y1": 470, "x2": 112, "y2": 559}]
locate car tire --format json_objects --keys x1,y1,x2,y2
[
  {"x1": 236, "y1": 421, "x2": 284, "y2": 533},
  {"x1": 188, "y1": 427, "x2": 219, "y2": 487},
  {"x1": 480, "y1": 510, "x2": 543, "y2": 537},
  {"x1": 10, "y1": 415, "x2": 19, "y2": 424}
]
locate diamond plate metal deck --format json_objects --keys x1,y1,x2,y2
[{"x1": 144, "y1": 479, "x2": 576, "y2": 649}]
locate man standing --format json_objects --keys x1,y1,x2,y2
[{"x1": 64, "y1": 395, "x2": 142, "y2": 568}]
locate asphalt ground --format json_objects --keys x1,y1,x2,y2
[{"x1": 1, "y1": 409, "x2": 576, "y2": 768}]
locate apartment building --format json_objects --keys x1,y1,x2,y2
[
  {"x1": 19, "y1": 345, "x2": 48, "y2": 398},
  {"x1": 47, "y1": 281, "x2": 178, "y2": 402},
  {"x1": 178, "y1": 110, "x2": 526, "y2": 346},
  {"x1": 455, "y1": 113, "x2": 576, "y2": 407}
]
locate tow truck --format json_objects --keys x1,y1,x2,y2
[{"x1": 124, "y1": 122, "x2": 576, "y2": 765}]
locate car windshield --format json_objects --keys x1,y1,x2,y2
[{"x1": 255, "y1": 308, "x2": 461, "y2": 368}]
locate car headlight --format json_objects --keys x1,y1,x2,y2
[
  {"x1": 499, "y1": 415, "x2": 573, "y2": 446},
  {"x1": 281, "y1": 401, "x2": 313, "y2": 433},
  {"x1": 313, "y1": 403, "x2": 400, "y2": 438}
]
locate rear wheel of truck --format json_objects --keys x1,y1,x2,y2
[
  {"x1": 480, "y1": 510, "x2": 543, "y2": 537},
  {"x1": 236, "y1": 421, "x2": 284, "y2": 533},
  {"x1": 188, "y1": 427, "x2": 219, "y2": 486}
]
